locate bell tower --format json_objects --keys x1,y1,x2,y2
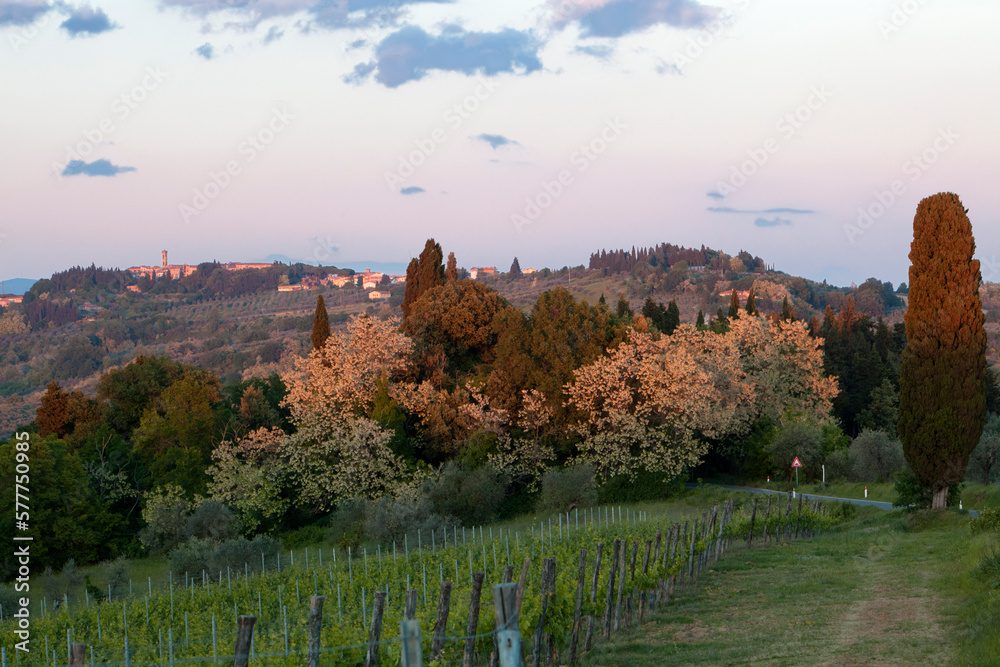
[{"x1": 162, "y1": 250, "x2": 168, "y2": 268}]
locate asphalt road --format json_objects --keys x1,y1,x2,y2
[{"x1": 688, "y1": 482, "x2": 979, "y2": 516}]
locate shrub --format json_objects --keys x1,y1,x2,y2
[
  {"x1": 102, "y1": 556, "x2": 130, "y2": 598},
  {"x1": 829, "y1": 501, "x2": 858, "y2": 522},
  {"x1": 328, "y1": 499, "x2": 368, "y2": 550},
  {"x1": 140, "y1": 485, "x2": 197, "y2": 554},
  {"x1": 169, "y1": 538, "x2": 215, "y2": 577},
  {"x1": 893, "y1": 466, "x2": 962, "y2": 510},
  {"x1": 823, "y1": 449, "x2": 851, "y2": 482},
  {"x1": 597, "y1": 470, "x2": 685, "y2": 503},
  {"x1": 186, "y1": 500, "x2": 239, "y2": 543},
  {"x1": 423, "y1": 463, "x2": 506, "y2": 526},
  {"x1": 210, "y1": 535, "x2": 281, "y2": 573},
  {"x1": 971, "y1": 508, "x2": 1000, "y2": 534},
  {"x1": 849, "y1": 430, "x2": 905, "y2": 483},
  {"x1": 766, "y1": 421, "x2": 823, "y2": 480},
  {"x1": 362, "y1": 493, "x2": 457, "y2": 544},
  {"x1": 537, "y1": 465, "x2": 598, "y2": 512}
]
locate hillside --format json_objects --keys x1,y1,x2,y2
[{"x1": 0, "y1": 242, "x2": 949, "y2": 437}]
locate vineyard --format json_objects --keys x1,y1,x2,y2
[{"x1": 1, "y1": 494, "x2": 835, "y2": 666}]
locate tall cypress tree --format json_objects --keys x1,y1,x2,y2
[
  {"x1": 403, "y1": 239, "x2": 446, "y2": 321},
  {"x1": 898, "y1": 193, "x2": 986, "y2": 508},
  {"x1": 665, "y1": 299, "x2": 680, "y2": 334},
  {"x1": 311, "y1": 294, "x2": 330, "y2": 351},
  {"x1": 509, "y1": 257, "x2": 522, "y2": 278},
  {"x1": 745, "y1": 287, "x2": 757, "y2": 315},
  {"x1": 446, "y1": 252, "x2": 458, "y2": 282},
  {"x1": 401, "y1": 258, "x2": 419, "y2": 319},
  {"x1": 696, "y1": 310, "x2": 705, "y2": 329},
  {"x1": 728, "y1": 290, "x2": 741, "y2": 319}
]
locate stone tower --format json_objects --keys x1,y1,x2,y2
[{"x1": 162, "y1": 250, "x2": 168, "y2": 268}]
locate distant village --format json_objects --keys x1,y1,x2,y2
[{"x1": 125, "y1": 251, "x2": 525, "y2": 301}]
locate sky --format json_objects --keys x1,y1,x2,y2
[{"x1": 1, "y1": 0, "x2": 997, "y2": 287}]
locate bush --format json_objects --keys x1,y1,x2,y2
[
  {"x1": 423, "y1": 463, "x2": 506, "y2": 526},
  {"x1": 829, "y1": 501, "x2": 858, "y2": 522},
  {"x1": 766, "y1": 421, "x2": 823, "y2": 480},
  {"x1": 849, "y1": 430, "x2": 905, "y2": 483},
  {"x1": 537, "y1": 465, "x2": 598, "y2": 512},
  {"x1": 169, "y1": 538, "x2": 215, "y2": 576},
  {"x1": 186, "y1": 500, "x2": 239, "y2": 543},
  {"x1": 363, "y1": 493, "x2": 457, "y2": 545},
  {"x1": 210, "y1": 535, "x2": 281, "y2": 573},
  {"x1": 823, "y1": 449, "x2": 851, "y2": 482},
  {"x1": 102, "y1": 556, "x2": 130, "y2": 598},
  {"x1": 139, "y1": 485, "x2": 196, "y2": 554},
  {"x1": 328, "y1": 499, "x2": 367, "y2": 550},
  {"x1": 893, "y1": 467, "x2": 963, "y2": 510},
  {"x1": 971, "y1": 508, "x2": 1000, "y2": 534},
  {"x1": 597, "y1": 470, "x2": 685, "y2": 503}
]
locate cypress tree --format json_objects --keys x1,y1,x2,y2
[
  {"x1": 665, "y1": 299, "x2": 680, "y2": 334},
  {"x1": 616, "y1": 295, "x2": 632, "y2": 321},
  {"x1": 311, "y1": 294, "x2": 330, "y2": 351},
  {"x1": 745, "y1": 287, "x2": 757, "y2": 315},
  {"x1": 509, "y1": 257, "x2": 522, "y2": 278},
  {"x1": 781, "y1": 297, "x2": 796, "y2": 322},
  {"x1": 401, "y1": 258, "x2": 419, "y2": 319},
  {"x1": 446, "y1": 252, "x2": 458, "y2": 282},
  {"x1": 696, "y1": 310, "x2": 705, "y2": 329},
  {"x1": 898, "y1": 193, "x2": 986, "y2": 508},
  {"x1": 728, "y1": 290, "x2": 740, "y2": 319}
]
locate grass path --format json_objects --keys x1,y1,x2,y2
[{"x1": 582, "y1": 509, "x2": 970, "y2": 666}]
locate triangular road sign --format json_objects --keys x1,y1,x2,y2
[{"x1": 791, "y1": 457, "x2": 803, "y2": 468}]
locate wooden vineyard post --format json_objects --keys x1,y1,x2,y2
[
  {"x1": 515, "y1": 557, "x2": 531, "y2": 615},
  {"x1": 602, "y1": 540, "x2": 618, "y2": 638},
  {"x1": 668, "y1": 525, "x2": 680, "y2": 597},
  {"x1": 747, "y1": 498, "x2": 759, "y2": 548},
  {"x1": 404, "y1": 589, "x2": 418, "y2": 621},
  {"x1": 364, "y1": 591, "x2": 386, "y2": 667},
  {"x1": 489, "y1": 567, "x2": 517, "y2": 667},
  {"x1": 69, "y1": 643, "x2": 85, "y2": 666},
  {"x1": 638, "y1": 539, "x2": 652, "y2": 623},
  {"x1": 400, "y1": 620, "x2": 423, "y2": 667},
  {"x1": 531, "y1": 559, "x2": 556, "y2": 667},
  {"x1": 307, "y1": 596, "x2": 324, "y2": 667},
  {"x1": 430, "y1": 582, "x2": 452, "y2": 663},
  {"x1": 626, "y1": 541, "x2": 638, "y2": 626},
  {"x1": 233, "y1": 616, "x2": 256, "y2": 667},
  {"x1": 568, "y1": 549, "x2": 588, "y2": 664},
  {"x1": 763, "y1": 496, "x2": 772, "y2": 544},
  {"x1": 687, "y1": 518, "x2": 697, "y2": 579},
  {"x1": 614, "y1": 540, "x2": 628, "y2": 632},
  {"x1": 492, "y1": 583, "x2": 521, "y2": 667},
  {"x1": 795, "y1": 494, "x2": 804, "y2": 539},
  {"x1": 584, "y1": 542, "x2": 603, "y2": 651},
  {"x1": 464, "y1": 573, "x2": 485, "y2": 667}
]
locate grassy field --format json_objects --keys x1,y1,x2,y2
[{"x1": 582, "y1": 506, "x2": 1000, "y2": 666}]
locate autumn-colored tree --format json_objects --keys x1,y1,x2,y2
[
  {"x1": 446, "y1": 252, "x2": 458, "y2": 282},
  {"x1": 899, "y1": 192, "x2": 986, "y2": 508},
  {"x1": 403, "y1": 279, "x2": 512, "y2": 379},
  {"x1": 728, "y1": 290, "x2": 740, "y2": 318},
  {"x1": 37, "y1": 381, "x2": 70, "y2": 437},
  {"x1": 310, "y1": 295, "x2": 330, "y2": 351}
]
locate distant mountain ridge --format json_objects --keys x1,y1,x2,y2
[{"x1": 0, "y1": 278, "x2": 37, "y2": 295}]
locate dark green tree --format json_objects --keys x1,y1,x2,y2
[
  {"x1": 509, "y1": 257, "x2": 522, "y2": 278},
  {"x1": 898, "y1": 193, "x2": 986, "y2": 508},
  {"x1": 696, "y1": 310, "x2": 705, "y2": 329},
  {"x1": 403, "y1": 239, "x2": 446, "y2": 321},
  {"x1": 665, "y1": 300, "x2": 680, "y2": 334},
  {"x1": 745, "y1": 286, "x2": 758, "y2": 315},
  {"x1": 728, "y1": 290, "x2": 740, "y2": 319},
  {"x1": 310, "y1": 295, "x2": 330, "y2": 351},
  {"x1": 781, "y1": 297, "x2": 796, "y2": 321},
  {"x1": 616, "y1": 295, "x2": 632, "y2": 321}
]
